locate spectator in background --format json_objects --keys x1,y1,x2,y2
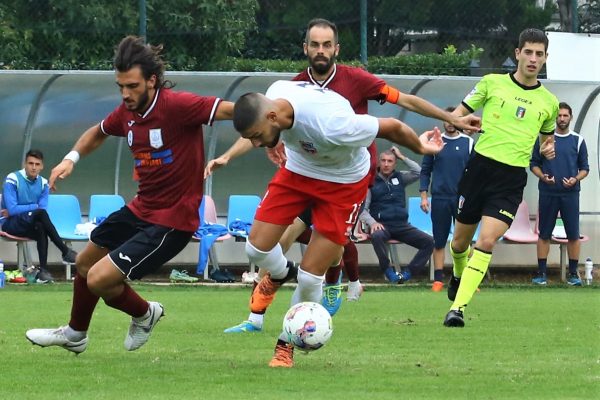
[
  {"x1": 531, "y1": 102, "x2": 589, "y2": 286},
  {"x1": 360, "y1": 147, "x2": 434, "y2": 284},
  {"x1": 1, "y1": 149, "x2": 77, "y2": 283},
  {"x1": 419, "y1": 107, "x2": 474, "y2": 291}
]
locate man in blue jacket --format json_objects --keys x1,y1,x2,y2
[
  {"x1": 530, "y1": 102, "x2": 589, "y2": 286},
  {"x1": 1, "y1": 149, "x2": 77, "y2": 282},
  {"x1": 360, "y1": 147, "x2": 434, "y2": 283}
]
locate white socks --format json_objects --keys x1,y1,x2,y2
[
  {"x1": 290, "y1": 267, "x2": 325, "y2": 305},
  {"x1": 245, "y1": 241, "x2": 288, "y2": 279}
]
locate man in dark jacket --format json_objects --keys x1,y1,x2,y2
[{"x1": 360, "y1": 147, "x2": 434, "y2": 283}]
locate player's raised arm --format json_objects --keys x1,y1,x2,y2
[
  {"x1": 49, "y1": 124, "x2": 108, "y2": 191},
  {"x1": 376, "y1": 118, "x2": 443, "y2": 155},
  {"x1": 396, "y1": 93, "x2": 481, "y2": 133},
  {"x1": 214, "y1": 100, "x2": 234, "y2": 121},
  {"x1": 204, "y1": 137, "x2": 254, "y2": 178}
]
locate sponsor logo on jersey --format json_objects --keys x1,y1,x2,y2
[
  {"x1": 499, "y1": 209, "x2": 514, "y2": 220},
  {"x1": 127, "y1": 130, "x2": 133, "y2": 147},
  {"x1": 299, "y1": 140, "x2": 317, "y2": 154}
]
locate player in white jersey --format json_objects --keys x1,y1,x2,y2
[{"x1": 232, "y1": 80, "x2": 444, "y2": 367}]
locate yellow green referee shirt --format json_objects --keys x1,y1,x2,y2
[{"x1": 462, "y1": 73, "x2": 559, "y2": 167}]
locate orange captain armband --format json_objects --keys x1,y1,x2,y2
[{"x1": 380, "y1": 84, "x2": 400, "y2": 104}]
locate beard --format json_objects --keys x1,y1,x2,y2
[
  {"x1": 309, "y1": 54, "x2": 336, "y2": 75},
  {"x1": 557, "y1": 122, "x2": 569, "y2": 131}
]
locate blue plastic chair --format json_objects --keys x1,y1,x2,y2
[
  {"x1": 89, "y1": 194, "x2": 125, "y2": 222},
  {"x1": 407, "y1": 196, "x2": 433, "y2": 236},
  {"x1": 47, "y1": 194, "x2": 86, "y2": 279},
  {"x1": 226, "y1": 195, "x2": 262, "y2": 239},
  {"x1": 47, "y1": 194, "x2": 84, "y2": 241}
]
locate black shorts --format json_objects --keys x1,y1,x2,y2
[
  {"x1": 298, "y1": 208, "x2": 313, "y2": 226},
  {"x1": 456, "y1": 152, "x2": 527, "y2": 226},
  {"x1": 90, "y1": 206, "x2": 193, "y2": 280}
]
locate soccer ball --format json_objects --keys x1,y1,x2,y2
[{"x1": 282, "y1": 301, "x2": 333, "y2": 352}]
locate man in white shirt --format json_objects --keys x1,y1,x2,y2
[{"x1": 232, "y1": 80, "x2": 444, "y2": 367}]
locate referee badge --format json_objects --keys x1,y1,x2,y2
[{"x1": 515, "y1": 106, "x2": 526, "y2": 119}]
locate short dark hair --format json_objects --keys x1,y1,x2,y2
[
  {"x1": 559, "y1": 102, "x2": 572, "y2": 116},
  {"x1": 518, "y1": 28, "x2": 548, "y2": 52},
  {"x1": 305, "y1": 18, "x2": 338, "y2": 44},
  {"x1": 233, "y1": 93, "x2": 264, "y2": 133},
  {"x1": 25, "y1": 149, "x2": 43, "y2": 161},
  {"x1": 113, "y1": 36, "x2": 169, "y2": 88}
]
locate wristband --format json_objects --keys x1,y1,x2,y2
[{"x1": 64, "y1": 150, "x2": 80, "y2": 164}]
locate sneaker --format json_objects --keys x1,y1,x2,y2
[
  {"x1": 124, "y1": 301, "x2": 164, "y2": 351},
  {"x1": 25, "y1": 326, "x2": 88, "y2": 354},
  {"x1": 223, "y1": 320, "x2": 262, "y2": 333},
  {"x1": 347, "y1": 280, "x2": 364, "y2": 301},
  {"x1": 532, "y1": 273, "x2": 547, "y2": 285},
  {"x1": 250, "y1": 262, "x2": 297, "y2": 312},
  {"x1": 61, "y1": 249, "x2": 77, "y2": 265},
  {"x1": 432, "y1": 281, "x2": 444, "y2": 292},
  {"x1": 36, "y1": 269, "x2": 54, "y2": 284},
  {"x1": 269, "y1": 341, "x2": 294, "y2": 368},
  {"x1": 209, "y1": 269, "x2": 235, "y2": 283},
  {"x1": 9, "y1": 270, "x2": 27, "y2": 284},
  {"x1": 447, "y1": 275, "x2": 461, "y2": 301},
  {"x1": 169, "y1": 269, "x2": 199, "y2": 283},
  {"x1": 397, "y1": 269, "x2": 411, "y2": 284},
  {"x1": 321, "y1": 283, "x2": 343, "y2": 316},
  {"x1": 384, "y1": 267, "x2": 400, "y2": 283},
  {"x1": 443, "y1": 309, "x2": 465, "y2": 327},
  {"x1": 567, "y1": 273, "x2": 582, "y2": 286}
]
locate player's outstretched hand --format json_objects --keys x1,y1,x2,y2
[
  {"x1": 541, "y1": 136, "x2": 555, "y2": 160},
  {"x1": 453, "y1": 114, "x2": 482, "y2": 134},
  {"x1": 419, "y1": 126, "x2": 444, "y2": 155},
  {"x1": 204, "y1": 156, "x2": 229, "y2": 179},
  {"x1": 49, "y1": 159, "x2": 75, "y2": 192},
  {"x1": 265, "y1": 142, "x2": 286, "y2": 167}
]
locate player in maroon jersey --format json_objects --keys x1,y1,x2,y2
[
  {"x1": 25, "y1": 36, "x2": 234, "y2": 354},
  {"x1": 207, "y1": 18, "x2": 480, "y2": 337}
]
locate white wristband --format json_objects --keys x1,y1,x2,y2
[{"x1": 64, "y1": 150, "x2": 80, "y2": 164}]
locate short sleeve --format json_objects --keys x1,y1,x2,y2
[
  {"x1": 462, "y1": 76, "x2": 488, "y2": 112},
  {"x1": 326, "y1": 113, "x2": 379, "y2": 148},
  {"x1": 100, "y1": 105, "x2": 128, "y2": 137},
  {"x1": 172, "y1": 92, "x2": 220, "y2": 127},
  {"x1": 540, "y1": 99, "x2": 558, "y2": 135}
]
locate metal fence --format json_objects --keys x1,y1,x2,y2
[{"x1": 0, "y1": 0, "x2": 595, "y2": 73}]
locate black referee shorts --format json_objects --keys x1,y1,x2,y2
[{"x1": 456, "y1": 152, "x2": 527, "y2": 226}]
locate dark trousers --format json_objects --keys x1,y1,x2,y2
[
  {"x1": 371, "y1": 223, "x2": 434, "y2": 274},
  {"x1": 3, "y1": 209, "x2": 68, "y2": 270}
]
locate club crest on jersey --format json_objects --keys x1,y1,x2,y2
[
  {"x1": 127, "y1": 130, "x2": 133, "y2": 147},
  {"x1": 515, "y1": 106, "x2": 526, "y2": 119},
  {"x1": 299, "y1": 140, "x2": 317, "y2": 154},
  {"x1": 149, "y1": 128, "x2": 163, "y2": 149}
]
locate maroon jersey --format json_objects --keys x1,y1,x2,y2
[
  {"x1": 294, "y1": 64, "x2": 388, "y2": 181},
  {"x1": 101, "y1": 88, "x2": 221, "y2": 232}
]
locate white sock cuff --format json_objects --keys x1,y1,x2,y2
[
  {"x1": 245, "y1": 241, "x2": 287, "y2": 279},
  {"x1": 297, "y1": 266, "x2": 325, "y2": 285}
]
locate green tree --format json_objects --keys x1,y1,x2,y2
[{"x1": 0, "y1": 0, "x2": 257, "y2": 70}]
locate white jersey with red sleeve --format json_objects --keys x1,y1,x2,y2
[{"x1": 265, "y1": 80, "x2": 379, "y2": 184}]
